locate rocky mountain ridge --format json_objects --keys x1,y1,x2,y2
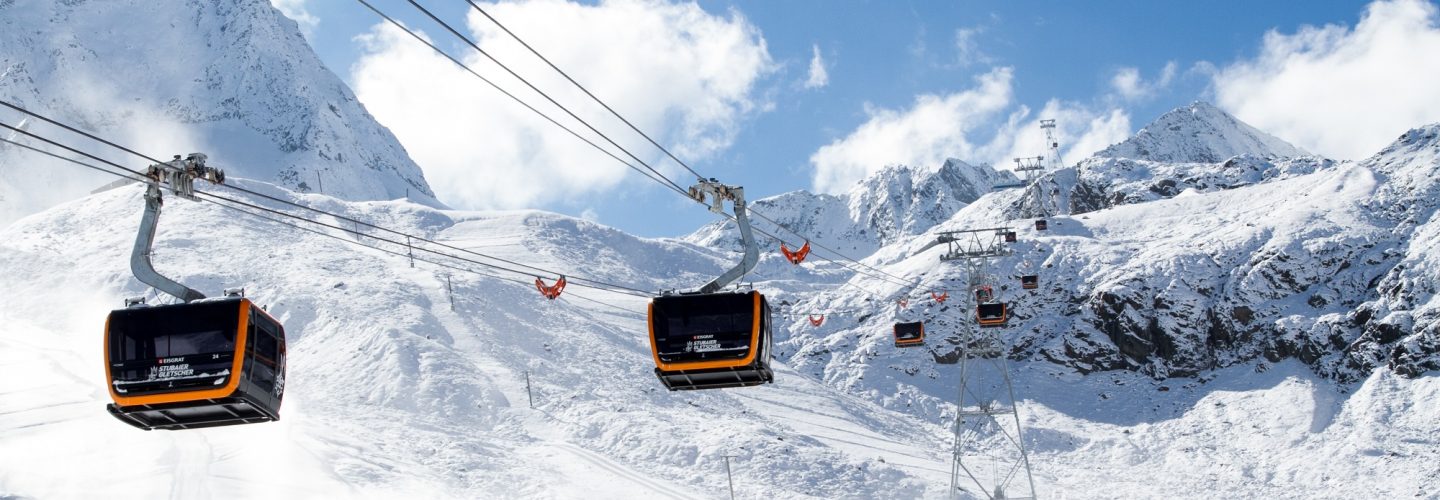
[{"x1": 686, "y1": 158, "x2": 1017, "y2": 258}]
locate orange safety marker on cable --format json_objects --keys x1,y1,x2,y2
[
  {"x1": 932, "y1": 291, "x2": 949, "y2": 304},
  {"x1": 780, "y1": 241, "x2": 812, "y2": 265},
  {"x1": 808, "y1": 314, "x2": 825, "y2": 327},
  {"x1": 535, "y1": 276, "x2": 566, "y2": 300}
]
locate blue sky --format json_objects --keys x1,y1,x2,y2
[{"x1": 273, "y1": 0, "x2": 1433, "y2": 237}]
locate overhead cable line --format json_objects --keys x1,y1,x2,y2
[
  {"x1": 397, "y1": 0, "x2": 692, "y2": 194},
  {"x1": 0, "y1": 101, "x2": 655, "y2": 297},
  {"x1": 395, "y1": 2, "x2": 918, "y2": 295},
  {"x1": 0, "y1": 118, "x2": 651, "y2": 299},
  {"x1": 8, "y1": 130, "x2": 647, "y2": 317},
  {"x1": 203, "y1": 194, "x2": 646, "y2": 318},
  {"x1": 356, "y1": 3, "x2": 916, "y2": 297},
  {"x1": 464, "y1": 0, "x2": 706, "y2": 183},
  {"x1": 351, "y1": 0, "x2": 689, "y2": 200},
  {"x1": 748, "y1": 211, "x2": 919, "y2": 289},
  {"x1": 453, "y1": 2, "x2": 920, "y2": 291}
]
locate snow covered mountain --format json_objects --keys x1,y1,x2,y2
[
  {"x1": 687, "y1": 158, "x2": 1017, "y2": 257},
  {"x1": 1094, "y1": 101, "x2": 1310, "y2": 164},
  {"x1": 0, "y1": 8, "x2": 1434, "y2": 493},
  {"x1": 795, "y1": 120, "x2": 1440, "y2": 401},
  {"x1": 0, "y1": 0, "x2": 437, "y2": 225},
  {"x1": 770, "y1": 120, "x2": 1440, "y2": 497},
  {"x1": 1, "y1": 150, "x2": 1435, "y2": 498},
  {"x1": 0, "y1": 182, "x2": 962, "y2": 499},
  {"x1": 1061, "y1": 102, "x2": 1324, "y2": 215}
]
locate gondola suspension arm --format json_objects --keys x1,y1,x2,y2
[
  {"x1": 690, "y1": 180, "x2": 757, "y2": 294},
  {"x1": 130, "y1": 153, "x2": 223, "y2": 303}
]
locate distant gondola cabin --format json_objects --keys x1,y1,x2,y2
[
  {"x1": 1021, "y1": 275, "x2": 1039, "y2": 290},
  {"x1": 893, "y1": 321, "x2": 925, "y2": 348},
  {"x1": 977, "y1": 302, "x2": 1008, "y2": 328}
]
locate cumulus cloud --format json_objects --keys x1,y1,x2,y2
[
  {"x1": 1214, "y1": 0, "x2": 1440, "y2": 159},
  {"x1": 809, "y1": 67, "x2": 1132, "y2": 193},
  {"x1": 804, "y1": 44, "x2": 829, "y2": 89},
  {"x1": 985, "y1": 101, "x2": 1132, "y2": 169},
  {"x1": 1110, "y1": 61, "x2": 1176, "y2": 101},
  {"x1": 809, "y1": 68, "x2": 1014, "y2": 193},
  {"x1": 270, "y1": 0, "x2": 318, "y2": 38},
  {"x1": 351, "y1": 0, "x2": 774, "y2": 210}
]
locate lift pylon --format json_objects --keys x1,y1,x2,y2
[
  {"x1": 935, "y1": 228, "x2": 1014, "y2": 262},
  {"x1": 934, "y1": 228, "x2": 1037, "y2": 499},
  {"x1": 1040, "y1": 119, "x2": 1062, "y2": 173}
]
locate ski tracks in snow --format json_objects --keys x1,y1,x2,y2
[
  {"x1": 167, "y1": 434, "x2": 214, "y2": 500},
  {"x1": 546, "y1": 442, "x2": 702, "y2": 500}
]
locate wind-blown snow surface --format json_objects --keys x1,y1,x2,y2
[
  {"x1": 0, "y1": 0, "x2": 437, "y2": 225},
  {"x1": 2, "y1": 161, "x2": 1437, "y2": 498}
]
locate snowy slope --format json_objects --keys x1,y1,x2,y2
[
  {"x1": 2, "y1": 131, "x2": 1437, "y2": 498},
  {"x1": 0, "y1": 182, "x2": 968, "y2": 499},
  {"x1": 777, "y1": 121, "x2": 1440, "y2": 489},
  {"x1": 772, "y1": 124, "x2": 1440, "y2": 497},
  {"x1": 0, "y1": 0, "x2": 437, "y2": 225}
]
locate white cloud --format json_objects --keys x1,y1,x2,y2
[
  {"x1": 809, "y1": 68, "x2": 1014, "y2": 193},
  {"x1": 804, "y1": 44, "x2": 829, "y2": 89},
  {"x1": 1213, "y1": 0, "x2": 1440, "y2": 159},
  {"x1": 984, "y1": 101, "x2": 1132, "y2": 169},
  {"x1": 351, "y1": 0, "x2": 774, "y2": 210},
  {"x1": 270, "y1": 0, "x2": 318, "y2": 38},
  {"x1": 954, "y1": 27, "x2": 992, "y2": 67},
  {"x1": 1110, "y1": 61, "x2": 1176, "y2": 101},
  {"x1": 809, "y1": 67, "x2": 1133, "y2": 193}
]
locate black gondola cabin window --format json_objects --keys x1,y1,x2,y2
[
  {"x1": 108, "y1": 300, "x2": 239, "y2": 396},
  {"x1": 651, "y1": 293, "x2": 758, "y2": 364}
]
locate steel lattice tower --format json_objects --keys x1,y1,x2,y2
[{"x1": 937, "y1": 229, "x2": 1037, "y2": 499}]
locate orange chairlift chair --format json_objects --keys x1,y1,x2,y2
[
  {"x1": 535, "y1": 275, "x2": 567, "y2": 299},
  {"x1": 1021, "y1": 274, "x2": 1039, "y2": 290},
  {"x1": 780, "y1": 241, "x2": 811, "y2": 265}
]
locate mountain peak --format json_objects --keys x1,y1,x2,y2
[
  {"x1": 0, "y1": 0, "x2": 437, "y2": 218},
  {"x1": 685, "y1": 158, "x2": 1014, "y2": 256},
  {"x1": 1095, "y1": 101, "x2": 1311, "y2": 163}
]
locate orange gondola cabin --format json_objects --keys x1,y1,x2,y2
[
  {"x1": 648, "y1": 290, "x2": 773, "y2": 391},
  {"x1": 893, "y1": 321, "x2": 925, "y2": 348},
  {"x1": 1021, "y1": 275, "x2": 1039, "y2": 290},
  {"x1": 105, "y1": 297, "x2": 286, "y2": 431},
  {"x1": 977, "y1": 302, "x2": 1008, "y2": 327}
]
